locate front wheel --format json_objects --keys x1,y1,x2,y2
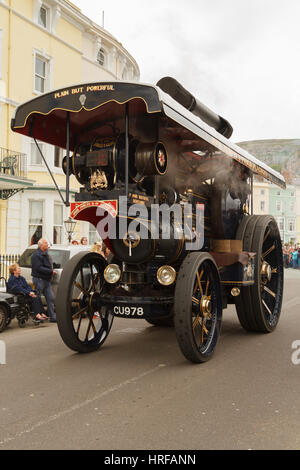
[
  {"x1": 56, "y1": 252, "x2": 114, "y2": 353},
  {"x1": 0, "y1": 305, "x2": 8, "y2": 333},
  {"x1": 174, "y1": 252, "x2": 223, "y2": 363}
]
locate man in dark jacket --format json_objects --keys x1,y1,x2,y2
[
  {"x1": 31, "y1": 239, "x2": 56, "y2": 322},
  {"x1": 7, "y1": 264, "x2": 46, "y2": 321}
]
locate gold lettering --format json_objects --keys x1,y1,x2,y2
[
  {"x1": 86, "y1": 84, "x2": 115, "y2": 93},
  {"x1": 71, "y1": 87, "x2": 84, "y2": 95},
  {"x1": 54, "y1": 90, "x2": 69, "y2": 99}
]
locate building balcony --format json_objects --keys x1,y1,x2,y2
[
  {"x1": 0, "y1": 147, "x2": 35, "y2": 199},
  {"x1": 0, "y1": 146, "x2": 28, "y2": 178}
]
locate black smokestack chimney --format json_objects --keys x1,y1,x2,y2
[{"x1": 157, "y1": 76, "x2": 233, "y2": 139}]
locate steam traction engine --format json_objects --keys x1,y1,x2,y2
[{"x1": 11, "y1": 77, "x2": 285, "y2": 363}]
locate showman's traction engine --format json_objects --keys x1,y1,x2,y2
[{"x1": 11, "y1": 77, "x2": 285, "y2": 363}]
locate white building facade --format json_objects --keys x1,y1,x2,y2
[{"x1": 1, "y1": 0, "x2": 140, "y2": 254}]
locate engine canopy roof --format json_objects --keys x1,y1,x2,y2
[{"x1": 11, "y1": 80, "x2": 286, "y2": 189}]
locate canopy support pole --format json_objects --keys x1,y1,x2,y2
[
  {"x1": 125, "y1": 103, "x2": 129, "y2": 197},
  {"x1": 155, "y1": 116, "x2": 159, "y2": 202},
  {"x1": 250, "y1": 174, "x2": 253, "y2": 215},
  {"x1": 33, "y1": 137, "x2": 66, "y2": 206},
  {"x1": 66, "y1": 111, "x2": 70, "y2": 207}
]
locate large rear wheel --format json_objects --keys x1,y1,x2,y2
[
  {"x1": 56, "y1": 252, "x2": 114, "y2": 353},
  {"x1": 235, "y1": 215, "x2": 283, "y2": 332},
  {"x1": 174, "y1": 252, "x2": 223, "y2": 363}
]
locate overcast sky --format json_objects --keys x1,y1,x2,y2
[{"x1": 72, "y1": 0, "x2": 299, "y2": 143}]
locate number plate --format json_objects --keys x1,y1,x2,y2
[{"x1": 112, "y1": 306, "x2": 145, "y2": 318}]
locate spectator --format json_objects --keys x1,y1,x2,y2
[
  {"x1": 90, "y1": 241, "x2": 109, "y2": 258},
  {"x1": 71, "y1": 240, "x2": 79, "y2": 245},
  {"x1": 7, "y1": 263, "x2": 46, "y2": 322},
  {"x1": 91, "y1": 241, "x2": 102, "y2": 255},
  {"x1": 102, "y1": 244, "x2": 111, "y2": 259},
  {"x1": 80, "y1": 237, "x2": 88, "y2": 245},
  {"x1": 31, "y1": 239, "x2": 57, "y2": 323},
  {"x1": 287, "y1": 245, "x2": 293, "y2": 268},
  {"x1": 283, "y1": 245, "x2": 289, "y2": 268},
  {"x1": 292, "y1": 247, "x2": 298, "y2": 269}
]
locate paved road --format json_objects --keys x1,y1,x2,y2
[{"x1": 0, "y1": 272, "x2": 300, "y2": 450}]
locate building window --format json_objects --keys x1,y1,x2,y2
[
  {"x1": 53, "y1": 204, "x2": 63, "y2": 244},
  {"x1": 30, "y1": 141, "x2": 44, "y2": 165},
  {"x1": 34, "y1": 55, "x2": 48, "y2": 93},
  {"x1": 260, "y1": 201, "x2": 265, "y2": 211},
  {"x1": 0, "y1": 30, "x2": 3, "y2": 80},
  {"x1": 38, "y1": 5, "x2": 48, "y2": 28},
  {"x1": 260, "y1": 189, "x2": 265, "y2": 195},
  {"x1": 288, "y1": 220, "x2": 295, "y2": 232},
  {"x1": 54, "y1": 146, "x2": 63, "y2": 168},
  {"x1": 276, "y1": 191, "x2": 281, "y2": 196},
  {"x1": 276, "y1": 201, "x2": 281, "y2": 212},
  {"x1": 29, "y1": 201, "x2": 43, "y2": 245},
  {"x1": 291, "y1": 192, "x2": 295, "y2": 197},
  {"x1": 290, "y1": 202, "x2": 295, "y2": 213},
  {"x1": 278, "y1": 218, "x2": 284, "y2": 231},
  {"x1": 89, "y1": 226, "x2": 101, "y2": 245},
  {"x1": 97, "y1": 48, "x2": 106, "y2": 66}
]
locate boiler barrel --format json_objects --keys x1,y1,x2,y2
[{"x1": 156, "y1": 76, "x2": 233, "y2": 139}]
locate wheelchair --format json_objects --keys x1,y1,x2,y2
[{"x1": 0, "y1": 277, "x2": 42, "y2": 332}]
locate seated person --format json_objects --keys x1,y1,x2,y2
[
  {"x1": 91, "y1": 241, "x2": 111, "y2": 259},
  {"x1": 7, "y1": 263, "x2": 47, "y2": 321}
]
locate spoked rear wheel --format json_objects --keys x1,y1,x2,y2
[
  {"x1": 174, "y1": 252, "x2": 223, "y2": 363},
  {"x1": 235, "y1": 215, "x2": 283, "y2": 332},
  {"x1": 56, "y1": 252, "x2": 114, "y2": 353}
]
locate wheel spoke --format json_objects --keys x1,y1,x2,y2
[
  {"x1": 76, "y1": 313, "x2": 83, "y2": 336},
  {"x1": 262, "y1": 244, "x2": 275, "y2": 259},
  {"x1": 264, "y1": 285, "x2": 276, "y2": 298},
  {"x1": 196, "y1": 269, "x2": 204, "y2": 295},
  {"x1": 84, "y1": 313, "x2": 96, "y2": 341},
  {"x1": 263, "y1": 229, "x2": 271, "y2": 244},
  {"x1": 74, "y1": 281, "x2": 89, "y2": 297},
  {"x1": 89, "y1": 264, "x2": 96, "y2": 291},
  {"x1": 72, "y1": 305, "x2": 87, "y2": 320},
  {"x1": 201, "y1": 318, "x2": 204, "y2": 344},
  {"x1": 201, "y1": 318, "x2": 208, "y2": 343},
  {"x1": 262, "y1": 299, "x2": 273, "y2": 316},
  {"x1": 205, "y1": 279, "x2": 210, "y2": 296},
  {"x1": 192, "y1": 315, "x2": 208, "y2": 344},
  {"x1": 192, "y1": 315, "x2": 200, "y2": 333},
  {"x1": 80, "y1": 268, "x2": 86, "y2": 292}
]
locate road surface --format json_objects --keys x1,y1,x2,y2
[{"x1": 0, "y1": 270, "x2": 300, "y2": 450}]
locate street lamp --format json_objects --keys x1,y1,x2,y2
[{"x1": 64, "y1": 217, "x2": 77, "y2": 244}]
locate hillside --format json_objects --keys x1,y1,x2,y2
[{"x1": 237, "y1": 139, "x2": 300, "y2": 182}]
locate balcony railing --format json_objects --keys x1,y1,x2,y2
[
  {"x1": 0, "y1": 254, "x2": 20, "y2": 287},
  {"x1": 0, "y1": 147, "x2": 27, "y2": 178}
]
